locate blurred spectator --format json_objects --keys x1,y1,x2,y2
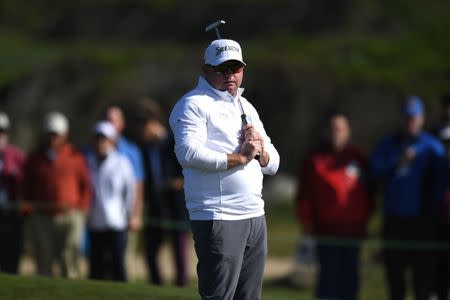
[
  {"x1": 297, "y1": 113, "x2": 373, "y2": 300},
  {"x1": 431, "y1": 94, "x2": 450, "y2": 136},
  {"x1": 138, "y1": 100, "x2": 189, "y2": 287},
  {"x1": 84, "y1": 121, "x2": 135, "y2": 282},
  {"x1": 0, "y1": 113, "x2": 26, "y2": 274},
  {"x1": 434, "y1": 126, "x2": 450, "y2": 300},
  {"x1": 371, "y1": 97, "x2": 446, "y2": 300},
  {"x1": 23, "y1": 112, "x2": 91, "y2": 278},
  {"x1": 105, "y1": 105, "x2": 144, "y2": 231}
]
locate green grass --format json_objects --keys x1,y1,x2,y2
[
  {"x1": 0, "y1": 274, "x2": 312, "y2": 300},
  {"x1": 266, "y1": 201, "x2": 299, "y2": 257},
  {"x1": 0, "y1": 266, "x2": 388, "y2": 300},
  {"x1": 0, "y1": 202, "x2": 390, "y2": 300}
]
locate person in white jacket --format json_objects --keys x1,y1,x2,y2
[
  {"x1": 84, "y1": 121, "x2": 135, "y2": 282},
  {"x1": 170, "y1": 39, "x2": 280, "y2": 300}
]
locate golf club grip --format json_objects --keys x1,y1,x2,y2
[{"x1": 241, "y1": 113, "x2": 260, "y2": 161}]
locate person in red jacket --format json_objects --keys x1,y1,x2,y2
[
  {"x1": 297, "y1": 112, "x2": 374, "y2": 300},
  {"x1": 23, "y1": 112, "x2": 91, "y2": 278}
]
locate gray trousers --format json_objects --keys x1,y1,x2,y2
[{"x1": 191, "y1": 215, "x2": 267, "y2": 300}]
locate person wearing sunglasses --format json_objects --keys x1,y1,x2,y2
[{"x1": 169, "y1": 39, "x2": 280, "y2": 300}]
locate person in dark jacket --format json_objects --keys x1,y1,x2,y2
[
  {"x1": 371, "y1": 96, "x2": 446, "y2": 300},
  {"x1": 297, "y1": 112, "x2": 374, "y2": 300},
  {"x1": 0, "y1": 113, "x2": 26, "y2": 274},
  {"x1": 138, "y1": 100, "x2": 189, "y2": 287}
]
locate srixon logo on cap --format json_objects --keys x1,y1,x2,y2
[{"x1": 215, "y1": 45, "x2": 240, "y2": 56}]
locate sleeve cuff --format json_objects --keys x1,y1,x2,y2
[
  {"x1": 216, "y1": 153, "x2": 228, "y2": 171},
  {"x1": 261, "y1": 146, "x2": 279, "y2": 175}
]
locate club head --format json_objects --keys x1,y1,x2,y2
[
  {"x1": 205, "y1": 20, "x2": 226, "y2": 39},
  {"x1": 205, "y1": 20, "x2": 226, "y2": 32}
]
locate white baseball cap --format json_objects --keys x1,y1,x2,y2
[
  {"x1": 45, "y1": 112, "x2": 69, "y2": 135},
  {"x1": 440, "y1": 126, "x2": 450, "y2": 141},
  {"x1": 93, "y1": 121, "x2": 117, "y2": 140},
  {"x1": 0, "y1": 112, "x2": 10, "y2": 130},
  {"x1": 204, "y1": 39, "x2": 246, "y2": 67}
]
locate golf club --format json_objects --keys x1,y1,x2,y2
[
  {"x1": 205, "y1": 20, "x2": 261, "y2": 161},
  {"x1": 205, "y1": 20, "x2": 226, "y2": 39}
]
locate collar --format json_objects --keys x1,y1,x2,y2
[
  {"x1": 395, "y1": 130, "x2": 423, "y2": 144},
  {"x1": 197, "y1": 76, "x2": 244, "y2": 102},
  {"x1": 117, "y1": 135, "x2": 126, "y2": 146}
]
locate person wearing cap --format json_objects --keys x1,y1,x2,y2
[
  {"x1": 23, "y1": 112, "x2": 91, "y2": 278},
  {"x1": 0, "y1": 112, "x2": 26, "y2": 274},
  {"x1": 83, "y1": 121, "x2": 135, "y2": 282},
  {"x1": 371, "y1": 97, "x2": 446, "y2": 300},
  {"x1": 169, "y1": 39, "x2": 280, "y2": 299},
  {"x1": 297, "y1": 112, "x2": 374, "y2": 300},
  {"x1": 433, "y1": 126, "x2": 450, "y2": 300}
]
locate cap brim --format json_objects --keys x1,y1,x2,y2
[
  {"x1": 209, "y1": 58, "x2": 246, "y2": 67},
  {"x1": 403, "y1": 111, "x2": 423, "y2": 117},
  {"x1": 47, "y1": 130, "x2": 66, "y2": 135}
]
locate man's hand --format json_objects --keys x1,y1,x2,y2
[
  {"x1": 128, "y1": 215, "x2": 143, "y2": 231},
  {"x1": 240, "y1": 139, "x2": 263, "y2": 162},
  {"x1": 243, "y1": 124, "x2": 264, "y2": 144},
  {"x1": 226, "y1": 139, "x2": 262, "y2": 170},
  {"x1": 243, "y1": 124, "x2": 270, "y2": 167},
  {"x1": 399, "y1": 147, "x2": 416, "y2": 165},
  {"x1": 170, "y1": 178, "x2": 184, "y2": 191}
]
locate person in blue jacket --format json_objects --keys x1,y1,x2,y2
[{"x1": 371, "y1": 96, "x2": 446, "y2": 300}]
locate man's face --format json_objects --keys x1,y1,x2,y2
[
  {"x1": 329, "y1": 116, "x2": 351, "y2": 150},
  {"x1": 47, "y1": 132, "x2": 66, "y2": 149},
  {"x1": 203, "y1": 60, "x2": 244, "y2": 96},
  {"x1": 106, "y1": 107, "x2": 125, "y2": 134},
  {"x1": 404, "y1": 115, "x2": 424, "y2": 136},
  {"x1": 93, "y1": 135, "x2": 114, "y2": 156},
  {"x1": 0, "y1": 131, "x2": 8, "y2": 149},
  {"x1": 142, "y1": 119, "x2": 165, "y2": 142}
]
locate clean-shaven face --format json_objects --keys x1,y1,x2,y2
[
  {"x1": 329, "y1": 115, "x2": 351, "y2": 150},
  {"x1": 106, "y1": 106, "x2": 125, "y2": 134},
  {"x1": 93, "y1": 134, "x2": 115, "y2": 156},
  {"x1": 203, "y1": 60, "x2": 244, "y2": 97},
  {"x1": 404, "y1": 115, "x2": 424, "y2": 137}
]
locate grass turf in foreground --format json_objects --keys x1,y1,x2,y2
[
  {"x1": 0, "y1": 274, "x2": 196, "y2": 300},
  {"x1": 0, "y1": 273, "x2": 315, "y2": 300},
  {"x1": 0, "y1": 267, "x2": 389, "y2": 300}
]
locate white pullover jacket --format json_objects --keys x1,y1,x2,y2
[{"x1": 169, "y1": 77, "x2": 280, "y2": 220}]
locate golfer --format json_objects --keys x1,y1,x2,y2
[{"x1": 169, "y1": 39, "x2": 280, "y2": 300}]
